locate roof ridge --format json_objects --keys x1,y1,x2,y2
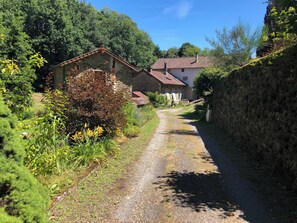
[
  {"x1": 52, "y1": 47, "x2": 138, "y2": 72},
  {"x1": 156, "y1": 56, "x2": 210, "y2": 60}
]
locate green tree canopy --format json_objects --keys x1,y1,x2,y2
[
  {"x1": 206, "y1": 21, "x2": 261, "y2": 71},
  {"x1": 257, "y1": 0, "x2": 297, "y2": 56},
  {"x1": 178, "y1": 42, "x2": 201, "y2": 57},
  {"x1": 160, "y1": 42, "x2": 210, "y2": 58},
  {"x1": 0, "y1": 1, "x2": 157, "y2": 89}
]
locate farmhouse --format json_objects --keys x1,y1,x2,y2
[
  {"x1": 133, "y1": 68, "x2": 186, "y2": 102},
  {"x1": 52, "y1": 46, "x2": 138, "y2": 92},
  {"x1": 151, "y1": 56, "x2": 212, "y2": 100}
]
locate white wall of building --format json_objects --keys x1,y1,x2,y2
[{"x1": 169, "y1": 68, "x2": 203, "y2": 87}]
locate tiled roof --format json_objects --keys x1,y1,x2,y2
[
  {"x1": 140, "y1": 69, "x2": 186, "y2": 86},
  {"x1": 53, "y1": 47, "x2": 138, "y2": 72},
  {"x1": 132, "y1": 91, "x2": 149, "y2": 106},
  {"x1": 133, "y1": 91, "x2": 148, "y2": 99},
  {"x1": 151, "y1": 56, "x2": 212, "y2": 69}
]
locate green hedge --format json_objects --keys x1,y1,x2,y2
[
  {"x1": 212, "y1": 44, "x2": 297, "y2": 190},
  {"x1": 0, "y1": 96, "x2": 49, "y2": 222}
]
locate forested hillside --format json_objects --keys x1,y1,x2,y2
[{"x1": 0, "y1": 0, "x2": 157, "y2": 89}]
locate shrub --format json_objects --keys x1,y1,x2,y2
[
  {"x1": 0, "y1": 96, "x2": 49, "y2": 222},
  {"x1": 135, "y1": 104, "x2": 156, "y2": 126},
  {"x1": 122, "y1": 102, "x2": 138, "y2": 126},
  {"x1": 122, "y1": 102, "x2": 155, "y2": 137},
  {"x1": 147, "y1": 92, "x2": 169, "y2": 107},
  {"x1": 194, "y1": 67, "x2": 227, "y2": 99},
  {"x1": 24, "y1": 89, "x2": 70, "y2": 175},
  {"x1": 72, "y1": 137, "x2": 119, "y2": 167},
  {"x1": 66, "y1": 69, "x2": 129, "y2": 135},
  {"x1": 0, "y1": 54, "x2": 47, "y2": 119},
  {"x1": 122, "y1": 124, "x2": 141, "y2": 138}
]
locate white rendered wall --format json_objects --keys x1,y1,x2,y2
[{"x1": 169, "y1": 68, "x2": 203, "y2": 87}]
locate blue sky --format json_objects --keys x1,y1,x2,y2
[{"x1": 89, "y1": 0, "x2": 267, "y2": 50}]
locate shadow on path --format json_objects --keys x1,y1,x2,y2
[
  {"x1": 162, "y1": 129, "x2": 200, "y2": 136},
  {"x1": 174, "y1": 111, "x2": 277, "y2": 223},
  {"x1": 154, "y1": 170, "x2": 240, "y2": 219}
]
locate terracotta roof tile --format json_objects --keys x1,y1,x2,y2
[
  {"x1": 140, "y1": 69, "x2": 186, "y2": 86},
  {"x1": 133, "y1": 91, "x2": 148, "y2": 99},
  {"x1": 132, "y1": 91, "x2": 149, "y2": 106},
  {"x1": 151, "y1": 56, "x2": 213, "y2": 69}
]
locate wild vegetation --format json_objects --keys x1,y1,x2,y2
[
  {"x1": 23, "y1": 70, "x2": 156, "y2": 177},
  {"x1": 1, "y1": 0, "x2": 296, "y2": 221},
  {"x1": 0, "y1": 95, "x2": 49, "y2": 222},
  {"x1": 147, "y1": 92, "x2": 170, "y2": 108},
  {"x1": 155, "y1": 42, "x2": 210, "y2": 58},
  {"x1": 257, "y1": 0, "x2": 297, "y2": 56},
  {"x1": 193, "y1": 68, "x2": 227, "y2": 99},
  {"x1": 195, "y1": 0, "x2": 297, "y2": 101},
  {"x1": 204, "y1": 0, "x2": 297, "y2": 194},
  {"x1": 0, "y1": 0, "x2": 157, "y2": 89},
  {"x1": 193, "y1": 21, "x2": 260, "y2": 99}
]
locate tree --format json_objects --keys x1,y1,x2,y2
[
  {"x1": 178, "y1": 42, "x2": 201, "y2": 57},
  {"x1": 206, "y1": 21, "x2": 261, "y2": 71},
  {"x1": 100, "y1": 9, "x2": 156, "y2": 69},
  {"x1": 1, "y1": 1, "x2": 157, "y2": 89},
  {"x1": 194, "y1": 67, "x2": 227, "y2": 99},
  {"x1": 257, "y1": 0, "x2": 297, "y2": 56},
  {"x1": 0, "y1": 16, "x2": 47, "y2": 118},
  {"x1": 165, "y1": 47, "x2": 179, "y2": 58},
  {"x1": 153, "y1": 45, "x2": 165, "y2": 58},
  {"x1": 0, "y1": 3, "x2": 32, "y2": 65}
]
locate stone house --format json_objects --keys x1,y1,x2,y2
[
  {"x1": 133, "y1": 68, "x2": 186, "y2": 102},
  {"x1": 52, "y1": 46, "x2": 138, "y2": 93},
  {"x1": 151, "y1": 56, "x2": 212, "y2": 100}
]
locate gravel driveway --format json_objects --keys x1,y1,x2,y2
[
  {"x1": 112, "y1": 109, "x2": 277, "y2": 223},
  {"x1": 51, "y1": 108, "x2": 278, "y2": 223}
]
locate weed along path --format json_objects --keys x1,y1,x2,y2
[{"x1": 51, "y1": 108, "x2": 277, "y2": 223}]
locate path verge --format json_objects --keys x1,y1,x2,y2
[{"x1": 50, "y1": 114, "x2": 159, "y2": 222}]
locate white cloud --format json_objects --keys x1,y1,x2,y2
[{"x1": 163, "y1": 0, "x2": 193, "y2": 19}]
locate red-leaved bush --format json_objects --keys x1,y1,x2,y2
[{"x1": 65, "y1": 68, "x2": 129, "y2": 135}]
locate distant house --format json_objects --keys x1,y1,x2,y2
[
  {"x1": 133, "y1": 67, "x2": 186, "y2": 102},
  {"x1": 52, "y1": 47, "x2": 138, "y2": 93},
  {"x1": 151, "y1": 56, "x2": 212, "y2": 100}
]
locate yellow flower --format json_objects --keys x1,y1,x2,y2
[
  {"x1": 71, "y1": 131, "x2": 84, "y2": 142},
  {"x1": 115, "y1": 128, "x2": 121, "y2": 137},
  {"x1": 85, "y1": 128, "x2": 94, "y2": 138},
  {"x1": 95, "y1": 126, "x2": 104, "y2": 137}
]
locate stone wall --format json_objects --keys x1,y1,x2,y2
[
  {"x1": 212, "y1": 44, "x2": 297, "y2": 189},
  {"x1": 133, "y1": 70, "x2": 161, "y2": 92},
  {"x1": 54, "y1": 52, "x2": 136, "y2": 92}
]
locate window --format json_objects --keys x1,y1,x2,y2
[
  {"x1": 182, "y1": 76, "x2": 188, "y2": 81},
  {"x1": 181, "y1": 68, "x2": 185, "y2": 72}
]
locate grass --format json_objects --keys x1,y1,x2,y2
[
  {"x1": 180, "y1": 104, "x2": 297, "y2": 223},
  {"x1": 50, "y1": 113, "x2": 159, "y2": 222},
  {"x1": 32, "y1": 92, "x2": 45, "y2": 115}
]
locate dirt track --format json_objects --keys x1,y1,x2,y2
[
  {"x1": 51, "y1": 108, "x2": 277, "y2": 223},
  {"x1": 113, "y1": 109, "x2": 277, "y2": 223}
]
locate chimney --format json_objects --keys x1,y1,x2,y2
[
  {"x1": 195, "y1": 54, "x2": 199, "y2": 63},
  {"x1": 164, "y1": 62, "x2": 168, "y2": 74}
]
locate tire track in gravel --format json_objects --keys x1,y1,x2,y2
[{"x1": 113, "y1": 108, "x2": 277, "y2": 223}]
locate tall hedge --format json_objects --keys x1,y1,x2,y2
[
  {"x1": 0, "y1": 96, "x2": 49, "y2": 222},
  {"x1": 212, "y1": 44, "x2": 297, "y2": 190}
]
